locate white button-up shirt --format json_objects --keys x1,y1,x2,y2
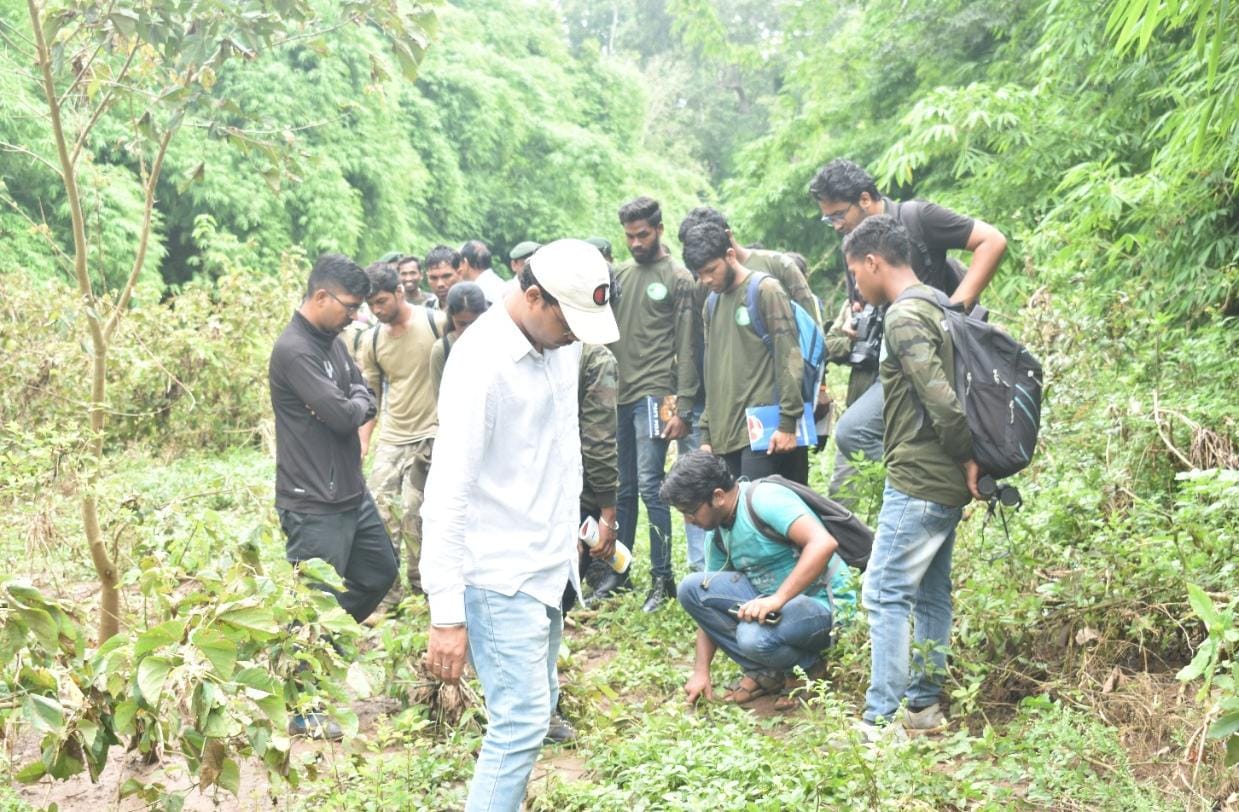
[
  {"x1": 420, "y1": 301, "x2": 583, "y2": 625},
  {"x1": 475, "y1": 268, "x2": 510, "y2": 307}
]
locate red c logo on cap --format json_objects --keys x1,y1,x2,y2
[{"x1": 592, "y1": 284, "x2": 609, "y2": 306}]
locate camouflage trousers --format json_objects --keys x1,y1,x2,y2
[{"x1": 367, "y1": 437, "x2": 434, "y2": 591}]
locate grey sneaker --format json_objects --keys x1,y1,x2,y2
[
  {"x1": 853, "y1": 718, "x2": 908, "y2": 744},
  {"x1": 544, "y1": 712, "x2": 576, "y2": 745},
  {"x1": 903, "y1": 702, "x2": 946, "y2": 732}
]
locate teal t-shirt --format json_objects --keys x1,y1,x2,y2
[{"x1": 705, "y1": 482, "x2": 857, "y2": 615}]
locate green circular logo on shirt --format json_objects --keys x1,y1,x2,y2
[
  {"x1": 646, "y1": 282, "x2": 668, "y2": 301},
  {"x1": 735, "y1": 306, "x2": 751, "y2": 326}
]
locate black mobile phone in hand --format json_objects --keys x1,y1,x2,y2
[{"x1": 727, "y1": 603, "x2": 781, "y2": 625}]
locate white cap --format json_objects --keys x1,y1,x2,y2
[{"x1": 527, "y1": 238, "x2": 620, "y2": 344}]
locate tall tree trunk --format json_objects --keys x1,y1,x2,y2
[{"x1": 28, "y1": 0, "x2": 121, "y2": 642}]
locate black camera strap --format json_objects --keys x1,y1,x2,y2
[{"x1": 980, "y1": 494, "x2": 1019, "y2": 563}]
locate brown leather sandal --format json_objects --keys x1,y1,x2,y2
[
  {"x1": 722, "y1": 672, "x2": 785, "y2": 704},
  {"x1": 773, "y1": 660, "x2": 831, "y2": 711}
]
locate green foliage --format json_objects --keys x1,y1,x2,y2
[
  {"x1": 1, "y1": 0, "x2": 717, "y2": 288},
  {"x1": 0, "y1": 259, "x2": 304, "y2": 457},
  {"x1": 1176, "y1": 583, "x2": 1239, "y2": 767},
  {"x1": 1, "y1": 546, "x2": 366, "y2": 803}
]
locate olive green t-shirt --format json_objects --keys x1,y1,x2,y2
[
  {"x1": 609, "y1": 255, "x2": 699, "y2": 413},
  {"x1": 361, "y1": 309, "x2": 448, "y2": 445},
  {"x1": 880, "y1": 286, "x2": 973, "y2": 506},
  {"x1": 700, "y1": 272, "x2": 803, "y2": 455}
]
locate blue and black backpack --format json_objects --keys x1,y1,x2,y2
[{"x1": 705, "y1": 271, "x2": 826, "y2": 403}]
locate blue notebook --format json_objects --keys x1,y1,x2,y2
[
  {"x1": 644, "y1": 395, "x2": 677, "y2": 439},
  {"x1": 744, "y1": 403, "x2": 818, "y2": 451}
]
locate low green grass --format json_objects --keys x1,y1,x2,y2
[{"x1": 0, "y1": 444, "x2": 1225, "y2": 810}]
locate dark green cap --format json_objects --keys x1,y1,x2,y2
[
  {"x1": 509, "y1": 241, "x2": 542, "y2": 261},
  {"x1": 584, "y1": 236, "x2": 611, "y2": 255},
  {"x1": 378, "y1": 251, "x2": 403, "y2": 263}
]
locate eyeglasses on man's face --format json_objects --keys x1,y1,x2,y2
[
  {"x1": 820, "y1": 201, "x2": 856, "y2": 224},
  {"x1": 325, "y1": 289, "x2": 362, "y2": 315}
]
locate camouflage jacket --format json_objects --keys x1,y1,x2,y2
[
  {"x1": 880, "y1": 287, "x2": 973, "y2": 506},
  {"x1": 578, "y1": 343, "x2": 619, "y2": 512}
]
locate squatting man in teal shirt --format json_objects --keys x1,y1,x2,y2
[{"x1": 661, "y1": 451, "x2": 854, "y2": 707}]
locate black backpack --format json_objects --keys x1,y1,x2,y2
[
  {"x1": 894, "y1": 287, "x2": 1044, "y2": 480},
  {"x1": 712, "y1": 475, "x2": 874, "y2": 571}
]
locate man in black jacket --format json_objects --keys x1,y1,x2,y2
[{"x1": 269, "y1": 253, "x2": 398, "y2": 627}]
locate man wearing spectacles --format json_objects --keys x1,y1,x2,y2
[
  {"x1": 268, "y1": 253, "x2": 398, "y2": 740},
  {"x1": 269, "y1": 259, "x2": 393, "y2": 605},
  {"x1": 809, "y1": 159, "x2": 1007, "y2": 507}
]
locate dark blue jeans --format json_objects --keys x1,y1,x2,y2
[
  {"x1": 616, "y1": 399, "x2": 673, "y2": 581},
  {"x1": 677, "y1": 570, "x2": 833, "y2": 677}
]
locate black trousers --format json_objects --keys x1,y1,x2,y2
[
  {"x1": 720, "y1": 445, "x2": 809, "y2": 485},
  {"x1": 279, "y1": 492, "x2": 399, "y2": 623}
]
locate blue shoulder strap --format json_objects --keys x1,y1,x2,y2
[{"x1": 743, "y1": 272, "x2": 773, "y2": 352}]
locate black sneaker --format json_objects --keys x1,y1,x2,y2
[
  {"x1": 641, "y1": 576, "x2": 676, "y2": 613},
  {"x1": 543, "y1": 712, "x2": 576, "y2": 745},
  {"x1": 591, "y1": 569, "x2": 633, "y2": 602},
  {"x1": 288, "y1": 712, "x2": 344, "y2": 741}
]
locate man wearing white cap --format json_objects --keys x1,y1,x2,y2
[{"x1": 419, "y1": 238, "x2": 619, "y2": 812}]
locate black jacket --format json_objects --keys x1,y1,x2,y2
[{"x1": 269, "y1": 311, "x2": 376, "y2": 513}]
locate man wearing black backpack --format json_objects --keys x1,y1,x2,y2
[
  {"x1": 810, "y1": 159, "x2": 1007, "y2": 504},
  {"x1": 681, "y1": 221, "x2": 809, "y2": 484},
  {"x1": 842, "y1": 216, "x2": 983, "y2": 738},
  {"x1": 661, "y1": 451, "x2": 856, "y2": 708}
]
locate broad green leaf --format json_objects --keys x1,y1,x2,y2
[
  {"x1": 135, "y1": 620, "x2": 186, "y2": 658},
  {"x1": 14, "y1": 760, "x2": 46, "y2": 784},
  {"x1": 1175, "y1": 641, "x2": 1214, "y2": 682},
  {"x1": 233, "y1": 667, "x2": 278, "y2": 693},
  {"x1": 191, "y1": 627, "x2": 237, "y2": 678},
  {"x1": 254, "y1": 694, "x2": 286, "y2": 729},
  {"x1": 334, "y1": 707, "x2": 359, "y2": 739},
  {"x1": 346, "y1": 662, "x2": 372, "y2": 699},
  {"x1": 297, "y1": 558, "x2": 345, "y2": 591},
  {"x1": 113, "y1": 700, "x2": 139, "y2": 735},
  {"x1": 217, "y1": 606, "x2": 279, "y2": 638},
  {"x1": 1227, "y1": 735, "x2": 1239, "y2": 768},
  {"x1": 1186, "y1": 583, "x2": 1223, "y2": 629},
  {"x1": 47, "y1": 742, "x2": 82, "y2": 780},
  {"x1": 23, "y1": 693, "x2": 64, "y2": 735},
  {"x1": 219, "y1": 758, "x2": 241, "y2": 795},
  {"x1": 17, "y1": 605, "x2": 59, "y2": 651},
  {"x1": 319, "y1": 607, "x2": 359, "y2": 634},
  {"x1": 120, "y1": 778, "x2": 147, "y2": 798},
  {"x1": 1208, "y1": 710, "x2": 1239, "y2": 740},
  {"x1": 137, "y1": 656, "x2": 174, "y2": 704},
  {"x1": 5, "y1": 580, "x2": 48, "y2": 605}
]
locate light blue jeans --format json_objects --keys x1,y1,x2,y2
[
  {"x1": 677, "y1": 571, "x2": 834, "y2": 677},
  {"x1": 677, "y1": 402, "x2": 708, "y2": 572},
  {"x1": 862, "y1": 483, "x2": 962, "y2": 724},
  {"x1": 829, "y1": 380, "x2": 885, "y2": 504},
  {"x1": 616, "y1": 399, "x2": 673, "y2": 580},
  {"x1": 464, "y1": 587, "x2": 562, "y2": 812}
]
